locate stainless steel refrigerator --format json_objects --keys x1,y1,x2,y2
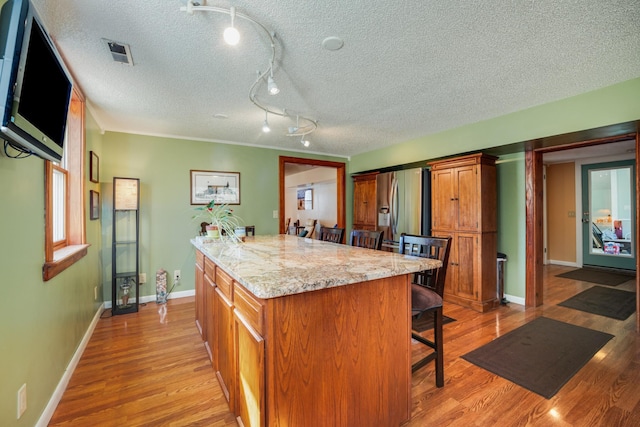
[{"x1": 376, "y1": 168, "x2": 427, "y2": 243}]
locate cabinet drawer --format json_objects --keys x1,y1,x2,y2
[
  {"x1": 216, "y1": 267, "x2": 233, "y2": 300},
  {"x1": 234, "y1": 284, "x2": 264, "y2": 336},
  {"x1": 196, "y1": 250, "x2": 205, "y2": 268},
  {"x1": 204, "y1": 257, "x2": 216, "y2": 280}
]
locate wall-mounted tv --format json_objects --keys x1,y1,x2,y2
[{"x1": 0, "y1": 0, "x2": 72, "y2": 162}]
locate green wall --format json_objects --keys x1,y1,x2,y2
[{"x1": 0, "y1": 110, "x2": 104, "y2": 426}]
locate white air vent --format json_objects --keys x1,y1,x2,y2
[{"x1": 103, "y1": 39, "x2": 133, "y2": 65}]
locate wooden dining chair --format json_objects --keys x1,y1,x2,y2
[
  {"x1": 398, "y1": 233, "x2": 451, "y2": 387},
  {"x1": 349, "y1": 229, "x2": 384, "y2": 250},
  {"x1": 320, "y1": 226, "x2": 345, "y2": 244}
]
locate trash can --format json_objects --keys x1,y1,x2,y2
[{"x1": 497, "y1": 252, "x2": 508, "y2": 305}]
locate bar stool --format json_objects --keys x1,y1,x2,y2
[
  {"x1": 349, "y1": 229, "x2": 384, "y2": 250},
  {"x1": 399, "y1": 233, "x2": 451, "y2": 387}
]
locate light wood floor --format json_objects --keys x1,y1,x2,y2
[{"x1": 49, "y1": 265, "x2": 640, "y2": 426}]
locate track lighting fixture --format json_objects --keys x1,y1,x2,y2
[
  {"x1": 182, "y1": 1, "x2": 317, "y2": 148},
  {"x1": 223, "y1": 7, "x2": 240, "y2": 45}
]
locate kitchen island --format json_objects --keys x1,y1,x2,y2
[{"x1": 192, "y1": 235, "x2": 441, "y2": 427}]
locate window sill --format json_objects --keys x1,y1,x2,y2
[{"x1": 43, "y1": 244, "x2": 90, "y2": 281}]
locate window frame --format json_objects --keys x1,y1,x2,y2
[{"x1": 43, "y1": 88, "x2": 88, "y2": 281}]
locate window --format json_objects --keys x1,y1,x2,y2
[{"x1": 43, "y1": 89, "x2": 88, "y2": 281}]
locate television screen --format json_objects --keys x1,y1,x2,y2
[{"x1": 0, "y1": 0, "x2": 72, "y2": 162}]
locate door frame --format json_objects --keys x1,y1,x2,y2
[
  {"x1": 525, "y1": 127, "x2": 640, "y2": 333},
  {"x1": 278, "y1": 156, "x2": 346, "y2": 234}
]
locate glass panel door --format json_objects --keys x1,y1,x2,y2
[{"x1": 581, "y1": 160, "x2": 635, "y2": 270}]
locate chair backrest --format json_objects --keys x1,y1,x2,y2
[
  {"x1": 302, "y1": 219, "x2": 317, "y2": 238},
  {"x1": 245, "y1": 225, "x2": 255, "y2": 236},
  {"x1": 320, "y1": 226, "x2": 345, "y2": 244},
  {"x1": 398, "y1": 233, "x2": 452, "y2": 297},
  {"x1": 349, "y1": 229, "x2": 384, "y2": 250},
  {"x1": 200, "y1": 222, "x2": 208, "y2": 236}
]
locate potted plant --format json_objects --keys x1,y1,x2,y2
[{"x1": 193, "y1": 200, "x2": 244, "y2": 243}]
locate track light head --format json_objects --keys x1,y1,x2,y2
[
  {"x1": 223, "y1": 7, "x2": 240, "y2": 45},
  {"x1": 262, "y1": 119, "x2": 270, "y2": 133},
  {"x1": 300, "y1": 137, "x2": 310, "y2": 147},
  {"x1": 267, "y1": 75, "x2": 279, "y2": 95}
]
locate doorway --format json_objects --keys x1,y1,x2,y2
[
  {"x1": 525, "y1": 126, "x2": 639, "y2": 332},
  {"x1": 581, "y1": 159, "x2": 636, "y2": 270},
  {"x1": 278, "y1": 156, "x2": 346, "y2": 234}
]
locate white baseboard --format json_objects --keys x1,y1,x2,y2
[
  {"x1": 36, "y1": 303, "x2": 105, "y2": 427},
  {"x1": 503, "y1": 294, "x2": 525, "y2": 306},
  {"x1": 103, "y1": 289, "x2": 195, "y2": 309},
  {"x1": 547, "y1": 260, "x2": 579, "y2": 268}
]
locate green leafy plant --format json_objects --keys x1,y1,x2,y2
[{"x1": 193, "y1": 200, "x2": 244, "y2": 243}]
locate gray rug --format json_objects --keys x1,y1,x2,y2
[
  {"x1": 558, "y1": 286, "x2": 636, "y2": 320},
  {"x1": 461, "y1": 317, "x2": 613, "y2": 399},
  {"x1": 556, "y1": 267, "x2": 634, "y2": 286}
]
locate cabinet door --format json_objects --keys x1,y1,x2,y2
[
  {"x1": 215, "y1": 288, "x2": 234, "y2": 407},
  {"x1": 456, "y1": 165, "x2": 479, "y2": 231},
  {"x1": 454, "y1": 233, "x2": 477, "y2": 300},
  {"x1": 432, "y1": 168, "x2": 456, "y2": 230},
  {"x1": 234, "y1": 312, "x2": 265, "y2": 427},
  {"x1": 353, "y1": 176, "x2": 377, "y2": 228},
  {"x1": 195, "y1": 261, "x2": 204, "y2": 337}
]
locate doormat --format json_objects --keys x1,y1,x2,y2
[
  {"x1": 461, "y1": 317, "x2": 613, "y2": 399},
  {"x1": 412, "y1": 314, "x2": 455, "y2": 332},
  {"x1": 556, "y1": 267, "x2": 634, "y2": 286},
  {"x1": 558, "y1": 286, "x2": 636, "y2": 320}
]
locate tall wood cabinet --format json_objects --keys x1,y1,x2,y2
[
  {"x1": 352, "y1": 172, "x2": 378, "y2": 230},
  {"x1": 429, "y1": 153, "x2": 498, "y2": 312}
]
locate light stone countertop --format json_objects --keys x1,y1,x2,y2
[{"x1": 192, "y1": 234, "x2": 441, "y2": 299}]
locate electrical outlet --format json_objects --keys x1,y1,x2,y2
[
  {"x1": 17, "y1": 383, "x2": 26, "y2": 419},
  {"x1": 94, "y1": 286, "x2": 97, "y2": 300},
  {"x1": 273, "y1": 210, "x2": 278, "y2": 218},
  {"x1": 139, "y1": 273, "x2": 147, "y2": 284},
  {"x1": 174, "y1": 270, "x2": 181, "y2": 284}
]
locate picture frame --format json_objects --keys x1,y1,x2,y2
[
  {"x1": 297, "y1": 188, "x2": 313, "y2": 210},
  {"x1": 190, "y1": 170, "x2": 240, "y2": 205},
  {"x1": 90, "y1": 190, "x2": 100, "y2": 220},
  {"x1": 89, "y1": 151, "x2": 99, "y2": 183}
]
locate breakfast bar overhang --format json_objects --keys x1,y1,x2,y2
[{"x1": 193, "y1": 235, "x2": 441, "y2": 427}]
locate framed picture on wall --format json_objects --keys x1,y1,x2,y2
[
  {"x1": 89, "y1": 151, "x2": 99, "y2": 183},
  {"x1": 90, "y1": 190, "x2": 100, "y2": 220},
  {"x1": 190, "y1": 170, "x2": 240, "y2": 205}
]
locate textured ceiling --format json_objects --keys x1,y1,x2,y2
[{"x1": 31, "y1": 0, "x2": 640, "y2": 158}]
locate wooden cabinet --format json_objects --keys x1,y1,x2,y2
[
  {"x1": 430, "y1": 153, "x2": 498, "y2": 312},
  {"x1": 195, "y1": 250, "x2": 205, "y2": 337},
  {"x1": 353, "y1": 172, "x2": 377, "y2": 230}
]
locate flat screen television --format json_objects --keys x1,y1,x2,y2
[{"x1": 0, "y1": 0, "x2": 72, "y2": 162}]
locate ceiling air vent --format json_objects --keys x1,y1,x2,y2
[{"x1": 103, "y1": 39, "x2": 133, "y2": 65}]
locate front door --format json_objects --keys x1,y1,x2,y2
[{"x1": 581, "y1": 160, "x2": 636, "y2": 270}]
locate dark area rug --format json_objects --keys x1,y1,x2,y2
[
  {"x1": 461, "y1": 317, "x2": 613, "y2": 399},
  {"x1": 558, "y1": 286, "x2": 636, "y2": 320},
  {"x1": 556, "y1": 267, "x2": 634, "y2": 286},
  {"x1": 412, "y1": 314, "x2": 455, "y2": 332}
]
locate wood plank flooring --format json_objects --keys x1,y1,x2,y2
[{"x1": 49, "y1": 265, "x2": 640, "y2": 426}]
